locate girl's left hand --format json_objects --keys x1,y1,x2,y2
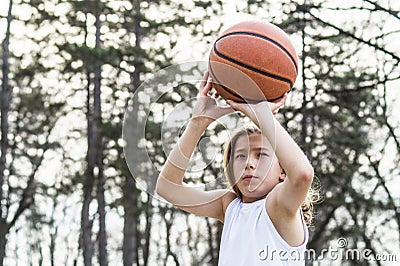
[{"x1": 191, "y1": 72, "x2": 234, "y2": 126}]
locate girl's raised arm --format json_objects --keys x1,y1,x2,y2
[{"x1": 156, "y1": 73, "x2": 235, "y2": 222}]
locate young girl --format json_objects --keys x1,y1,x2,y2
[{"x1": 156, "y1": 72, "x2": 316, "y2": 265}]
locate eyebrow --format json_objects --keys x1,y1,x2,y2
[{"x1": 234, "y1": 147, "x2": 270, "y2": 153}]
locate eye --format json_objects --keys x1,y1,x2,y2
[
  {"x1": 235, "y1": 154, "x2": 246, "y2": 159},
  {"x1": 258, "y1": 152, "x2": 269, "y2": 157}
]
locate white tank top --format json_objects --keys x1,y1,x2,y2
[{"x1": 218, "y1": 197, "x2": 309, "y2": 265}]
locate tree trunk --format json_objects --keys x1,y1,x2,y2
[
  {"x1": 82, "y1": 61, "x2": 95, "y2": 266},
  {"x1": 0, "y1": 1, "x2": 13, "y2": 265},
  {"x1": 50, "y1": 227, "x2": 57, "y2": 266},
  {"x1": 97, "y1": 157, "x2": 108, "y2": 266},
  {"x1": 300, "y1": 11, "x2": 308, "y2": 146},
  {"x1": 81, "y1": 163, "x2": 95, "y2": 266},
  {"x1": 0, "y1": 0, "x2": 12, "y2": 222},
  {"x1": 0, "y1": 225, "x2": 10, "y2": 266},
  {"x1": 142, "y1": 173, "x2": 158, "y2": 266},
  {"x1": 122, "y1": 63, "x2": 145, "y2": 266},
  {"x1": 123, "y1": 177, "x2": 138, "y2": 266},
  {"x1": 93, "y1": 6, "x2": 108, "y2": 266},
  {"x1": 122, "y1": 1, "x2": 145, "y2": 264},
  {"x1": 81, "y1": 2, "x2": 109, "y2": 262}
]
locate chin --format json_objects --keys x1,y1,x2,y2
[{"x1": 240, "y1": 186, "x2": 272, "y2": 199}]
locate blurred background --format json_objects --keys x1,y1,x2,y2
[{"x1": 0, "y1": 0, "x2": 399, "y2": 265}]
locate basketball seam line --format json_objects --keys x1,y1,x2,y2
[
  {"x1": 208, "y1": 61, "x2": 288, "y2": 103},
  {"x1": 216, "y1": 31, "x2": 298, "y2": 72},
  {"x1": 213, "y1": 45, "x2": 293, "y2": 88}
]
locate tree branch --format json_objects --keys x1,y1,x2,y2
[
  {"x1": 368, "y1": 155, "x2": 400, "y2": 248},
  {"x1": 307, "y1": 11, "x2": 400, "y2": 63},
  {"x1": 381, "y1": 86, "x2": 400, "y2": 152},
  {"x1": 363, "y1": 0, "x2": 400, "y2": 21}
]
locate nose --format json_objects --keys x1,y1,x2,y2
[{"x1": 246, "y1": 156, "x2": 257, "y2": 170}]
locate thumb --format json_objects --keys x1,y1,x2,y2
[
  {"x1": 271, "y1": 101, "x2": 284, "y2": 114},
  {"x1": 226, "y1": 99, "x2": 240, "y2": 111},
  {"x1": 226, "y1": 100, "x2": 249, "y2": 114}
]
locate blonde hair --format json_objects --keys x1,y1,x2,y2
[{"x1": 223, "y1": 125, "x2": 320, "y2": 227}]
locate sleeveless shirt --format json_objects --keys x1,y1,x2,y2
[{"x1": 218, "y1": 197, "x2": 308, "y2": 265}]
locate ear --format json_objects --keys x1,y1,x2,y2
[{"x1": 278, "y1": 168, "x2": 286, "y2": 183}]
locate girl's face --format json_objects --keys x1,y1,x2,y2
[{"x1": 232, "y1": 133, "x2": 284, "y2": 203}]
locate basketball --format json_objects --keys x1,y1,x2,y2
[{"x1": 208, "y1": 20, "x2": 298, "y2": 103}]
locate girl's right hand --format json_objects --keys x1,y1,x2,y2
[
  {"x1": 191, "y1": 72, "x2": 234, "y2": 127},
  {"x1": 226, "y1": 93, "x2": 287, "y2": 121}
]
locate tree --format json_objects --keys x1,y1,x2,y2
[
  {"x1": 0, "y1": 0, "x2": 68, "y2": 265},
  {"x1": 0, "y1": 1, "x2": 13, "y2": 264}
]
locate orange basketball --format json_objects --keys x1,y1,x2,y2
[{"x1": 208, "y1": 20, "x2": 298, "y2": 103}]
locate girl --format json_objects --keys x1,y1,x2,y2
[{"x1": 156, "y1": 72, "x2": 316, "y2": 265}]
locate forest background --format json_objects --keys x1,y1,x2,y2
[{"x1": 0, "y1": 0, "x2": 400, "y2": 265}]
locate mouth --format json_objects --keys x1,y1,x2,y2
[{"x1": 242, "y1": 175, "x2": 257, "y2": 181}]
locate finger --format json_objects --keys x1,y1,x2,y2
[
  {"x1": 201, "y1": 77, "x2": 213, "y2": 96},
  {"x1": 282, "y1": 92, "x2": 288, "y2": 101},
  {"x1": 226, "y1": 100, "x2": 242, "y2": 112},
  {"x1": 277, "y1": 93, "x2": 288, "y2": 105},
  {"x1": 276, "y1": 100, "x2": 284, "y2": 108},
  {"x1": 210, "y1": 90, "x2": 219, "y2": 99},
  {"x1": 199, "y1": 71, "x2": 209, "y2": 91},
  {"x1": 275, "y1": 94, "x2": 286, "y2": 106},
  {"x1": 271, "y1": 102, "x2": 283, "y2": 113}
]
